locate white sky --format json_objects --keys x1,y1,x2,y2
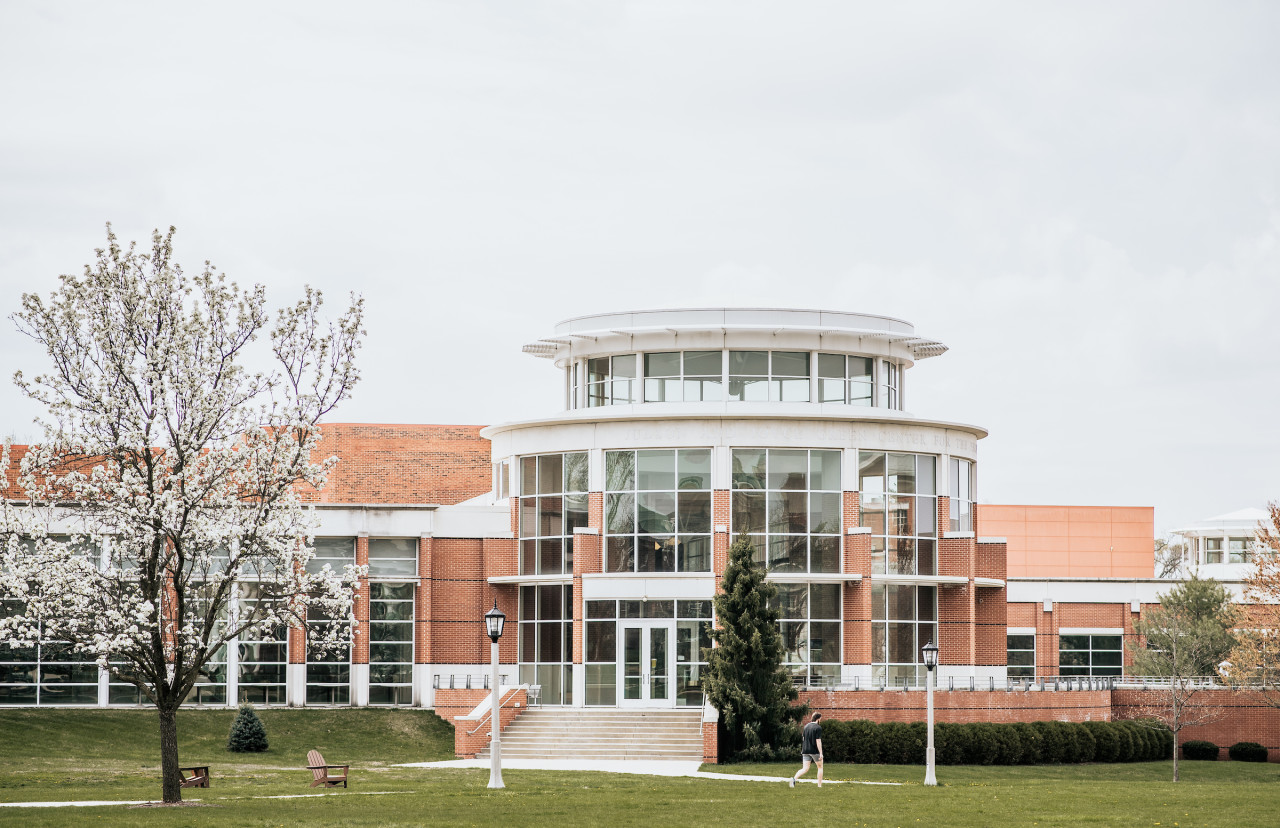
[{"x1": 1, "y1": 1, "x2": 1277, "y2": 535}]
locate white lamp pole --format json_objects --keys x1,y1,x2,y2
[
  {"x1": 923, "y1": 641, "x2": 938, "y2": 787},
  {"x1": 484, "y1": 601, "x2": 506, "y2": 789}
]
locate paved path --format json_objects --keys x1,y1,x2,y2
[{"x1": 399, "y1": 758, "x2": 902, "y2": 786}]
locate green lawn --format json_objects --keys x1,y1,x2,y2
[{"x1": 0, "y1": 709, "x2": 1277, "y2": 827}]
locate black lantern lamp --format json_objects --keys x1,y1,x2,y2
[
  {"x1": 922, "y1": 640, "x2": 938, "y2": 671},
  {"x1": 485, "y1": 601, "x2": 506, "y2": 644}
]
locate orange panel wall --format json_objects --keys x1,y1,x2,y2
[{"x1": 979, "y1": 505, "x2": 1154, "y2": 578}]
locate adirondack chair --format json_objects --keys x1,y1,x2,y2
[{"x1": 307, "y1": 749, "x2": 349, "y2": 788}]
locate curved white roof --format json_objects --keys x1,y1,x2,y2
[{"x1": 522, "y1": 307, "x2": 948, "y2": 362}]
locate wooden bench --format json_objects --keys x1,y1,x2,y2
[
  {"x1": 307, "y1": 749, "x2": 349, "y2": 788},
  {"x1": 179, "y1": 765, "x2": 210, "y2": 788}
]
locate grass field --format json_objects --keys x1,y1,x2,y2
[{"x1": 0, "y1": 709, "x2": 1277, "y2": 827}]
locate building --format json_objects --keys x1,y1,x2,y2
[
  {"x1": 1, "y1": 307, "x2": 1273, "y2": 760},
  {"x1": 1172, "y1": 508, "x2": 1269, "y2": 580}
]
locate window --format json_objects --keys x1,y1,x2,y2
[
  {"x1": 1204, "y1": 538, "x2": 1223, "y2": 564},
  {"x1": 881, "y1": 360, "x2": 899, "y2": 409},
  {"x1": 817, "y1": 354, "x2": 874, "y2": 406},
  {"x1": 306, "y1": 600, "x2": 351, "y2": 705},
  {"x1": 1059, "y1": 634, "x2": 1123, "y2": 677},
  {"x1": 730, "y1": 448, "x2": 842, "y2": 573},
  {"x1": 1007, "y1": 634, "x2": 1035, "y2": 679},
  {"x1": 519, "y1": 584, "x2": 573, "y2": 705},
  {"x1": 369, "y1": 581, "x2": 414, "y2": 705},
  {"x1": 1228, "y1": 537, "x2": 1252, "y2": 564},
  {"x1": 236, "y1": 583, "x2": 287, "y2": 705},
  {"x1": 772, "y1": 584, "x2": 842, "y2": 684},
  {"x1": 368, "y1": 538, "x2": 417, "y2": 578},
  {"x1": 727, "y1": 351, "x2": 810, "y2": 402},
  {"x1": 949, "y1": 458, "x2": 973, "y2": 533},
  {"x1": 587, "y1": 355, "x2": 637, "y2": 406},
  {"x1": 859, "y1": 452, "x2": 937, "y2": 575},
  {"x1": 605, "y1": 449, "x2": 712, "y2": 573},
  {"x1": 0, "y1": 601, "x2": 100, "y2": 706},
  {"x1": 871, "y1": 584, "x2": 937, "y2": 687},
  {"x1": 519, "y1": 453, "x2": 588, "y2": 576},
  {"x1": 643, "y1": 350, "x2": 724, "y2": 402},
  {"x1": 308, "y1": 537, "x2": 356, "y2": 575}
]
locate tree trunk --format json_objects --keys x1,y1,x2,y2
[
  {"x1": 158, "y1": 704, "x2": 183, "y2": 803},
  {"x1": 1172, "y1": 738, "x2": 1180, "y2": 783}
]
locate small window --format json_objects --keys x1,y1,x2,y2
[
  {"x1": 1007, "y1": 634, "x2": 1035, "y2": 679},
  {"x1": 1204, "y1": 538, "x2": 1223, "y2": 564}
]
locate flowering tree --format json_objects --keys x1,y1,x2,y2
[
  {"x1": 1223, "y1": 502, "x2": 1280, "y2": 707},
  {"x1": 0, "y1": 225, "x2": 365, "y2": 803}
]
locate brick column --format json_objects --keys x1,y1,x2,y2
[{"x1": 844, "y1": 490, "x2": 872, "y2": 668}]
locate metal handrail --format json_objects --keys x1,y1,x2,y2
[{"x1": 466, "y1": 686, "x2": 525, "y2": 736}]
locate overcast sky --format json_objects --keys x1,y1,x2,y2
[{"x1": 1, "y1": 1, "x2": 1277, "y2": 535}]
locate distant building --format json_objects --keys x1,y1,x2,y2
[{"x1": 1172, "y1": 508, "x2": 1269, "y2": 580}]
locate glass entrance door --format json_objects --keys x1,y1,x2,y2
[{"x1": 620, "y1": 623, "x2": 673, "y2": 706}]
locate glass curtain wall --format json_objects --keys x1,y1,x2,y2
[
  {"x1": 519, "y1": 584, "x2": 573, "y2": 705},
  {"x1": 730, "y1": 448, "x2": 842, "y2": 572},
  {"x1": 772, "y1": 584, "x2": 842, "y2": 684},
  {"x1": 871, "y1": 584, "x2": 937, "y2": 687},
  {"x1": 519, "y1": 453, "x2": 588, "y2": 576},
  {"x1": 642, "y1": 351, "x2": 724, "y2": 402},
  {"x1": 816, "y1": 354, "x2": 874, "y2": 405},
  {"x1": 368, "y1": 538, "x2": 416, "y2": 705},
  {"x1": 0, "y1": 600, "x2": 99, "y2": 706},
  {"x1": 859, "y1": 452, "x2": 937, "y2": 575},
  {"x1": 587, "y1": 355, "x2": 636, "y2": 406},
  {"x1": 727, "y1": 351, "x2": 810, "y2": 401},
  {"x1": 236, "y1": 583, "x2": 287, "y2": 704},
  {"x1": 304, "y1": 537, "x2": 355, "y2": 705},
  {"x1": 605, "y1": 449, "x2": 712, "y2": 573}
]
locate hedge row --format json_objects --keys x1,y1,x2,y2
[
  {"x1": 814, "y1": 718, "x2": 1173, "y2": 765},
  {"x1": 1183, "y1": 740, "x2": 1270, "y2": 762}
]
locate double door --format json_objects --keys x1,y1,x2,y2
[{"x1": 620, "y1": 622, "x2": 672, "y2": 706}]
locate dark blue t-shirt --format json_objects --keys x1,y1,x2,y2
[{"x1": 801, "y1": 721, "x2": 823, "y2": 755}]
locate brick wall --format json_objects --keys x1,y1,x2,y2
[
  {"x1": 302, "y1": 423, "x2": 492, "y2": 505},
  {"x1": 1112, "y1": 689, "x2": 1280, "y2": 761}
]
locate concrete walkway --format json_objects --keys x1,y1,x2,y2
[{"x1": 399, "y1": 758, "x2": 902, "y2": 786}]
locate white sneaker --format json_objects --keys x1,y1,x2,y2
[{"x1": 788, "y1": 777, "x2": 795, "y2": 788}]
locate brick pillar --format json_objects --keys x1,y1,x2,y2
[
  {"x1": 712, "y1": 490, "x2": 731, "y2": 580},
  {"x1": 353, "y1": 535, "x2": 370, "y2": 665},
  {"x1": 844, "y1": 490, "x2": 872, "y2": 667}
]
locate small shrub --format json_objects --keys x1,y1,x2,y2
[
  {"x1": 1068, "y1": 722, "x2": 1096, "y2": 763},
  {"x1": 1228, "y1": 741, "x2": 1269, "y2": 763},
  {"x1": 878, "y1": 722, "x2": 925, "y2": 764},
  {"x1": 1032, "y1": 721, "x2": 1065, "y2": 764},
  {"x1": 990, "y1": 724, "x2": 1023, "y2": 765},
  {"x1": 845, "y1": 719, "x2": 881, "y2": 764},
  {"x1": 1082, "y1": 721, "x2": 1119, "y2": 763},
  {"x1": 227, "y1": 705, "x2": 269, "y2": 753},
  {"x1": 1117, "y1": 721, "x2": 1151, "y2": 761},
  {"x1": 821, "y1": 719, "x2": 851, "y2": 763},
  {"x1": 965, "y1": 723, "x2": 1000, "y2": 765},
  {"x1": 1181, "y1": 740, "x2": 1219, "y2": 761},
  {"x1": 1012, "y1": 722, "x2": 1041, "y2": 765},
  {"x1": 933, "y1": 722, "x2": 964, "y2": 765},
  {"x1": 1053, "y1": 722, "x2": 1082, "y2": 764},
  {"x1": 1112, "y1": 722, "x2": 1135, "y2": 762}
]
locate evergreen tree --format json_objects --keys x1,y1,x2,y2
[
  {"x1": 227, "y1": 705, "x2": 270, "y2": 752},
  {"x1": 703, "y1": 534, "x2": 800, "y2": 759}
]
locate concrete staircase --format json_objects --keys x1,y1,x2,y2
[{"x1": 477, "y1": 708, "x2": 703, "y2": 761}]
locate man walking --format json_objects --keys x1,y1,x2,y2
[{"x1": 790, "y1": 712, "x2": 823, "y2": 788}]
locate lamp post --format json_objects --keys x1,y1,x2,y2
[
  {"x1": 922, "y1": 641, "x2": 938, "y2": 787},
  {"x1": 484, "y1": 601, "x2": 506, "y2": 789}
]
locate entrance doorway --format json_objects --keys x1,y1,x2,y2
[{"x1": 619, "y1": 622, "x2": 673, "y2": 706}]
